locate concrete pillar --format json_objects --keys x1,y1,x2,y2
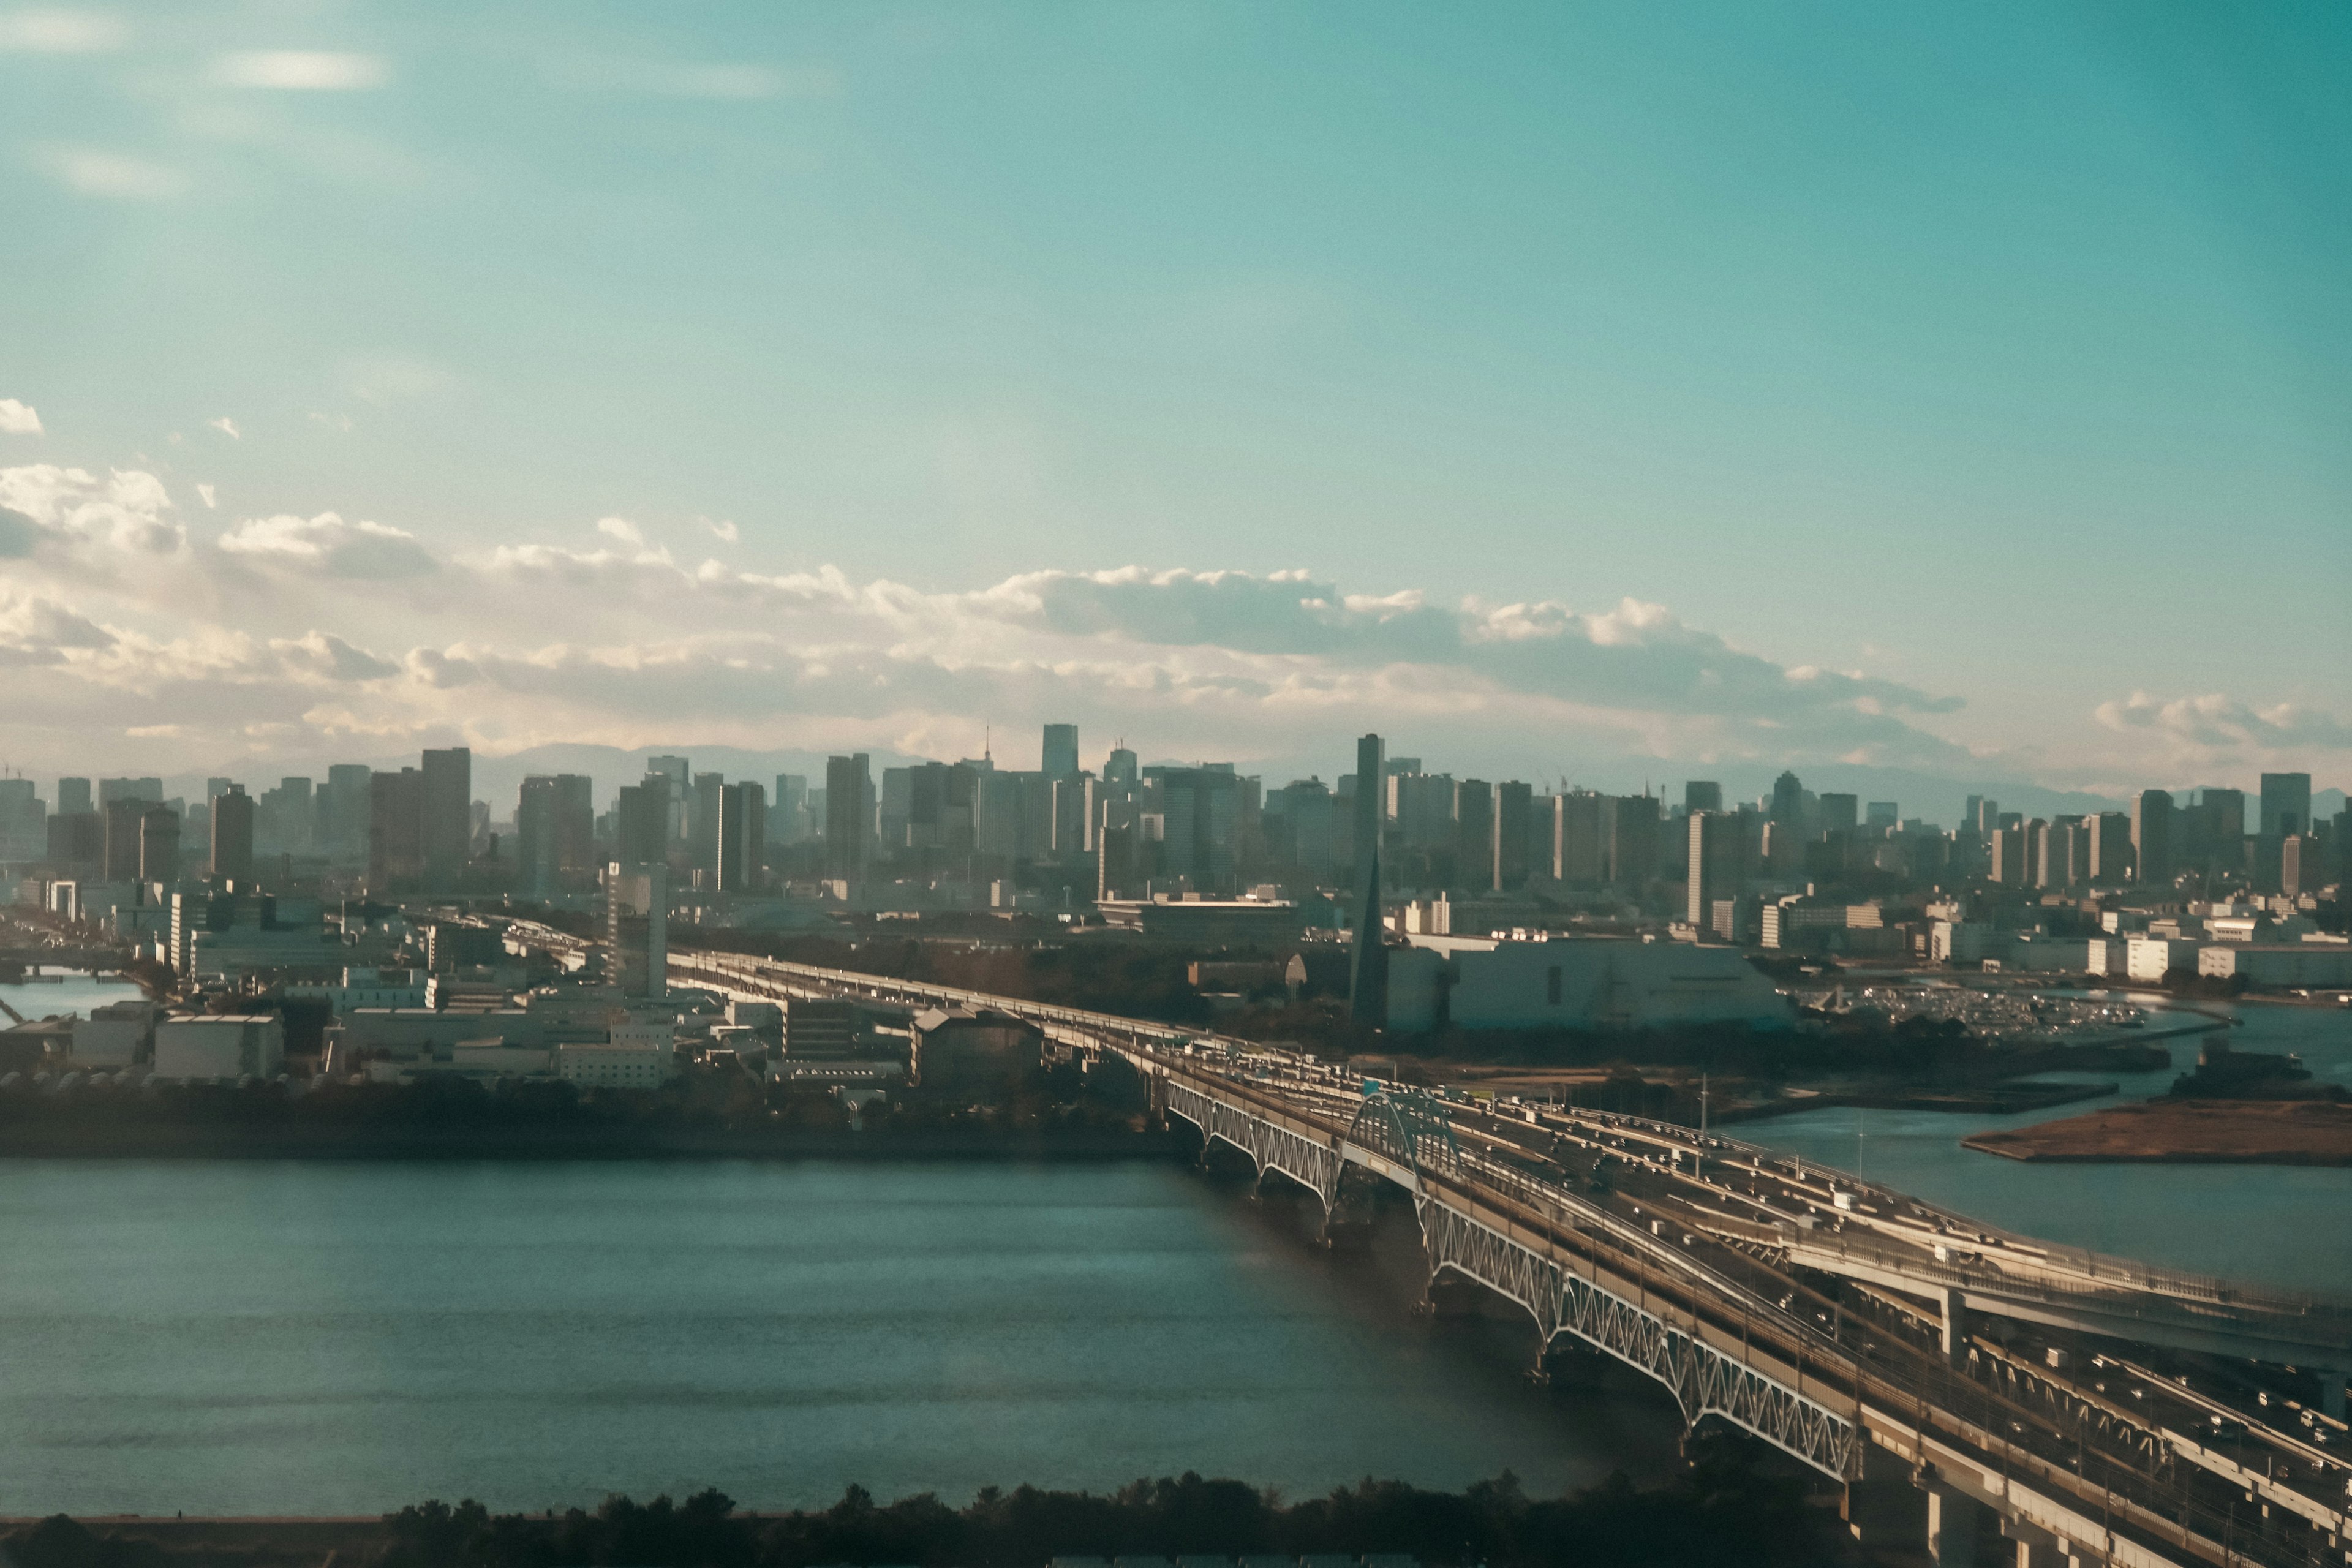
[
  {"x1": 1926, "y1": 1490, "x2": 1984, "y2": 1567},
  {"x1": 1940, "y1": 1286, "x2": 1970, "y2": 1363},
  {"x1": 1841, "y1": 1473, "x2": 1926, "y2": 1549},
  {"x1": 2321, "y1": 1369, "x2": 2348, "y2": 1422}
]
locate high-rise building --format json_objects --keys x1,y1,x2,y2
[
  {"x1": 1972, "y1": 797, "x2": 2000, "y2": 837},
  {"x1": 717, "y1": 781, "x2": 766, "y2": 891},
  {"x1": 103, "y1": 799, "x2": 145, "y2": 882},
  {"x1": 1684, "y1": 780, "x2": 1722, "y2": 815},
  {"x1": 368, "y1": 768, "x2": 425, "y2": 892},
  {"x1": 516, "y1": 775, "x2": 595, "y2": 895},
  {"x1": 606, "y1": 861, "x2": 667, "y2": 1000},
  {"x1": 57, "y1": 777, "x2": 92, "y2": 817},
  {"x1": 687, "y1": 772, "x2": 726, "y2": 878},
  {"x1": 1348, "y1": 733, "x2": 1385, "y2": 1025},
  {"x1": 420, "y1": 747, "x2": 471, "y2": 888},
  {"x1": 1453, "y1": 779, "x2": 1494, "y2": 892},
  {"x1": 2198, "y1": 787, "x2": 2247, "y2": 874},
  {"x1": 646, "y1": 755, "x2": 690, "y2": 845},
  {"x1": 209, "y1": 786, "x2": 254, "y2": 883},
  {"x1": 1769, "y1": 771, "x2": 1804, "y2": 825},
  {"x1": 1865, "y1": 801, "x2": 1899, "y2": 829},
  {"x1": 771, "y1": 774, "x2": 809, "y2": 846},
  {"x1": 1494, "y1": 780, "x2": 1532, "y2": 891},
  {"x1": 614, "y1": 780, "x2": 668, "y2": 869},
  {"x1": 2132, "y1": 790, "x2": 2174, "y2": 888},
  {"x1": 321, "y1": 764, "x2": 374, "y2": 863},
  {"x1": 137, "y1": 804, "x2": 180, "y2": 883},
  {"x1": 1989, "y1": 823, "x2": 2031, "y2": 887},
  {"x1": 99, "y1": 777, "x2": 163, "y2": 809},
  {"x1": 1554, "y1": 790, "x2": 1604, "y2": 883},
  {"x1": 2259, "y1": 773, "x2": 2313, "y2": 839},
  {"x1": 824, "y1": 754, "x2": 872, "y2": 880},
  {"x1": 1104, "y1": 747, "x2": 1138, "y2": 788},
  {"x1": 1042, "y1": 723, "x2": 1080, "y2": 779},
  {"x1": 1602, "y1": 794, "x2": 1659, "y2": 886},
  {"x1": 2087, "y1": 811, "x2": 2133, "y2": 884},
  {"x1": 1817, "y1": 793, "x2": 1859, "y2": 835},
  {"x1": 0, "y1": 778, "x2": 43, "y2": 860},
  {"x1": 2280, "y1": 834, "x2": 2312, "y2": 899},
  {"x1": 1686, "y1": 812, "x2": 1749, "y2": 930}
]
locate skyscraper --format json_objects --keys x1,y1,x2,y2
[
  {"x1": 717, "y1": 780, "x2": 766, "y2": 891},
  {"x1": 1493, "y1": 780, "x2": 1531, "y2": 891},
  {"x1": 1042, "y1": 723, "x2": 1080, "y2": 779},
  {"x1": 210, "y1": 786, "x2": 254, "y2": 883},
  {"x1": 420, "y1": 747, "x2": 472, "y2": 888},
  {"x1": 1684, "y1": 780, "x2": 1722, "y2": 815},
  {"x1": 368, "y1": 768, "x2": 425, "y2": 892},
  {"x1": 57, "y1": 777, "x2": 92, "y2": 817},
  {"x1": 517, "y1": 775, "x2": 592, "y2": 895},
  {"x1": 1348, "y1": 733, "x2": 1385, "y2": 1025},
  {"x1": 615, "y1": 780, "x2": 668, "y2": 869},
  {"x1": 2132, "y1": 790, "x2": 2174, "y2": 888},
  {"x1": 102, "y1": 799, "x2": 144, "y2": 882},
  {"x1": 2087, "y1": 811, "x2": 2134, "y2": 884},
  {"x1": 2259, "y1": 772, "x2": 2312, "y2": 839},
  {"x1": 824, "y1": 754, "x2": 872, "y2": 881},
  {"x1": 1453, "y1": 779, "x2": 1494, "y2": 892},
  {"x1": 322, "y1": 764, "x2": 374, "y2": 863},
  {"x1": 687, "y1": 772, "x2": 725, "y2": 878}
]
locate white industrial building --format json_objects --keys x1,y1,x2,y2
[
  {"x1": 1387, "y1": 935, "x2": 1790, "y2": 1033},
  {"x1": 2125, "y1": 937, "x2": 2201, "y2": 983},
  {"x1": 2197, "y1": 944, "x2": 2352, "y2": 989},
  {"x1": 70, "y1": 1000, "x2": 156, "y2": 1068},
  {"x1": 556, "y1": 1041, "x2": 677, "y2": 1088},
  {"x1": 153, "y1": 1014, "x2": 284, "y2": 1080}
]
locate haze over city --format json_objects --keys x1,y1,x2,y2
[{"x1": 6, "y1": 4, "x2": 2346, "y2": 814}]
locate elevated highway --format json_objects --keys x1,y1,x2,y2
[{"x1": 669, "y1": 948, "x2": 2352, "y2": 1568}]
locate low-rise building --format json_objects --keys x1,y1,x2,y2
[
  {"x1": 555, "y1": 1041, "x2": 676, "y2": 1089},
  {"x1": 70, "y1": 999, "x2": 156, "y2": 1067},
  {"x1": 2196, "y1": 944, "x2": 2352, "y2": 989},
  {"x1": 153, "y1": 1014, "x2": 284, "y2": 1080},
  {"x1": 911, "y1": 1006, "x2": 1043, "y2": 1094},
  {"x1": 2124, "y1": 936, "x2": 2200, "y2": 983},
  {"x1": 1389, "y1": 934, "x2": 1789, "y2": 1033}
]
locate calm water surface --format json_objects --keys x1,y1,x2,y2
[
  {"x1": 0, "y1": 1160, "x2": 1681, "y2": 1516},
  {"x1": 1738, "y1": 995, "x2": 2352, "y2": 1295},
  {"x1": 0, "y1": 970, "x2": 145, "y2": 1025}
]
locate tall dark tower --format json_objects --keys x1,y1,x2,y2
[{"x1": 1348, "y1": 732, "x2": 1386, "y2": 1028}]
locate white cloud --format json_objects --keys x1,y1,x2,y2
[
  {"x1": 31, "y1": 145, "x2": 183, "y2": 200},
  {"x1": 216, "y1": 511, "x2": 436, "y2": 579},
  {"x1": 595, "y1": 515, "x2": 644, "y2": 546},
  {"x1": 211, "y1": 50, "x2": 388, "y2": 91},
  {"x1": 704, "y1": 518, "x2": 739, "y2": 543},
  {"x1": 208, "y1": 416, "x2": 240, "y2": 439},
  {"x1": 0, "y1": 9, "x2": 126, "y2": 53},
  {"x1": 195, "y1": 483, "x2": 217, "y2": 509},
  {"x1": 0, "y1": 399, "x2": 42, "y2": 435},
  {"x1": 0, "y1": 462, "x2": 184, "y2": 559},
  {"x1": 2095, "y1": 690, "x2": 2352, "y2": 753}
]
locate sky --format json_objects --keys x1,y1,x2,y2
[{"x1": 3, "y1": 1, "x2": 2347, "y2": 817}]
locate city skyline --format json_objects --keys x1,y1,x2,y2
[{"x1": 5, "y1": 3, "x2": 2347, "y2": 807}]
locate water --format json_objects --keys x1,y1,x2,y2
[
  {"x1": 0, "y1": 968, "x2": 146, "y2": 1026},
  {"x1": 1739, "y1": 995, "x2": 2352, "y2": 1295},
  {"x1": 0, "y1": 1160, "x2": 1679, "y2": 1516}
]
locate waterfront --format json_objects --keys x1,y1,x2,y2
[
  {"x1": 1739, "y1": 995, "x2": 2352, "y2": 1294},
  {"x1": 0, "y1": 1159, "x2": 1679, "y2": 1517},
  {"x1": 0, "y1": 970, "x2": 145, "y2": 1025}
]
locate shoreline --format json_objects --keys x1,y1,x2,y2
[
  {"x1": 0, "y1": 1124, "x2": 1191, "y2": 1162},
  {"x1": 1962, "y1": 1098, "x2": 2352, "y2": 1166}
]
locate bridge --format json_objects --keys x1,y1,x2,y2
[{"x1": 668, "y1": 948, "x2": 2352, "y2": 1568}]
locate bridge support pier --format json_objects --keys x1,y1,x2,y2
[
  {"x1": 1940, "y1": 1286, "x2": 1972, "y2": 1364},
  {"x1": 1925, "y1": 1488, "x2": 1996, "y2": 1567},
  {"x1": 1840, "y1": 1472, "x2": 1926, "y2": 1552}
]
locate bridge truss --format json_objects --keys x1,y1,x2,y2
[{"x1": 1161, "y1": 1073, "x2": 1861, "y2": 1479}]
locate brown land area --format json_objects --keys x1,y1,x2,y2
[{"x1": 1963, "y1": 1099, "x2": 2352, "y2": 1165}]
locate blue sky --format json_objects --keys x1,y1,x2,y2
[{"x1": 2, "y1": 1, "x2": 2346, "y2": 810}]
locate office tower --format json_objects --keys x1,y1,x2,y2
[
  {"x1": 48, "y1": 810, "x2": 102, "y2": 868},
  {"x1": 1817, "y1": 793, "x2": 1858, "y2": 835},
  {"x1": 1687, "y1": 810, "x2": 1755, "y2": 930},
  {"x1": 318, "y1": 764, "x2": 372, "y2": 862},
  {"x1": 2037, "y1": 817, "x2": 2087, "y2": 890},
  {"x1": 646, "y1": 755, "x2": 690, "y2": 845},
  {"x1": 57, "y1": 777, "x2": 92, "y2": 817},
  {"x1": 1684, "y1": 780, "x2": 1722, "y2": 815},
  {"x1": 1548, "y1": 790, "x2": 1601, "y2": 883},
  {"x1": 2259, "y1": 773, "x2": 2313, "y2": 839},
  {"x1": 772, "y1": 774, "x2": 809, "y2": 846},
  {"x1": 1603, "y1": 794, "x2": 1659, "y2": 886},
  {"x1": 1149, "y1": 767, "x2": 1237, "y2": 889},
  {"x1": 257, "y1": 777, "x2": 314, "y2": 856},
  {"x1": 1453, "y1": 780, "x2": 1494, "y2": 891},
  {"x1": 1042, "y1": 723, "x2": 1080, "y2": 779},
  {"x1": 1052, "y1": 774, "x2": 1096, "y2": 860},
  {"x1": 1493, "y1": 780, "x2": 1531, "y2": 891},
  {"x1": 99, "y1": 777, "x2": 164, "y2": 809},
  {"x1": 2132, "y1": 790, "x2": 2174, "y2": 887},
  {"x1": 615, "y1": 780, "x2": 668, "y2": 869},
  {"x1": 2087, "y1": 811, "x2": 2133, "y2": 884},
  {"x1": 417, "y1": 748, "x2": 471, "y2": 886},
  {"x1": 2280, "y1": 835, "x2": 2310, "y2": 899},
  {"x1": 1972, "y1": 797, "x2": 2000, "y2": 837},
  {"x1": 717, "y1": 780, "x2": 766, "y2": 892},
  {"x1": 1866, "y1": 801, "x2": 1899, "y2": 829},
  {"x1": 1348, "y1": 733, "x2": 1385, "y2": 1025},
  {"x1": 606, "y1": 861, "x2": 668, "y2": 1000},
  {"x1": 137, "y1": 804, "x2": 180, "y2": 883},
  {"x1": 0, "y1": 778, "x2": 41, "y2": 860},
  {"x1": 519, "y1": 774, "x2": 596, "y2": 893},
  {"x1": 686, "y1": 772, "x2": 725, "y2": 877},
  {"x1": 1104, "y1": 747, "x2": 1138, "y2": 788},
  {"x1": 1768, "y1": 771, "x2": 1804, "y2": 825},
  {"x1": 1989, "y1": 823, "x2": 2030, "y2": 887},
  {"x1": 102, "y1": 799, "x2": 144, "y2": 881},
  {"x1": 2200, "y1": 787, "x2": 2247, "y2": 873},
  {"x1": 368, "y1": 768, "x2": 425, "y2": 892},
  {"x1": 824, "y1": 754, "x2": 872, "y2": 880},
  {"x1": 209, "y1": 786, "x2": 254, "y2": 883}
]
